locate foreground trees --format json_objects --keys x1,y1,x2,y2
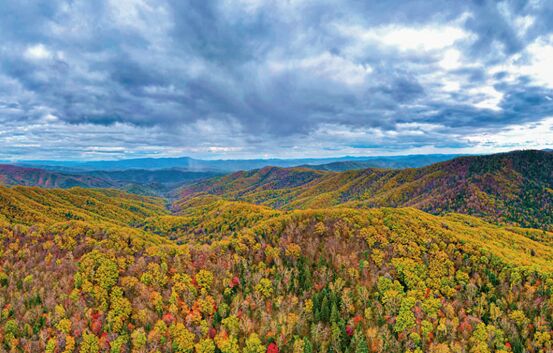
[{"x1": 1, "y1": 189, "x2": 553, "y2": 352}]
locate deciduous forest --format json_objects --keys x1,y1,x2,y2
[{"x1": 1, "y1": 150, "x2": 552, "y2": 353}]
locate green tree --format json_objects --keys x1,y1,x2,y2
[{"x1": 355, "y1": 335, "x2": 369, "y2": 353}]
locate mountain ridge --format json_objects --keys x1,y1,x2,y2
[
  {"x1": 0, "y1": 164, "x2": 222, "y2": 196},
  {"x1": 13, "y1": 153, "x2": 465, "y2": 172},
  {"x1": 179, "y1": 149, "x2": 553, "y2": 229}
]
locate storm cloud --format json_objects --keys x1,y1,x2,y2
[{"x1": 0, "y1": 0, "x2": 552, "y2": 159}]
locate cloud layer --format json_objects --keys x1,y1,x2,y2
[{"x1": 1, "y1": 0, "x2": 553, "y2": 159}]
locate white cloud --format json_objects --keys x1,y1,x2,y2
[
  {"x1": 466, "y1": 117, "x2": 553, "y2": 149},
  {"x1": 24, "y1": 44, "x2": 53, "y2": 60},
  {"x1": 337, "y1": 21, "x2": 473, "y2": 53},
  {"x1": 439, "y1": 48, "x2": 462, "y2": 70},
  {"x1": 514, "y1": 15, "x2": 535, "y2": 36},
  {"x1": 42, "y1": 114, "x2": 59, "y2": 122},
  {"x1": 377, "y1": 26, "x2": 469, "y2": 51},
  {"x1": 489, "y1": 35, "x2": 553, "y2": 89},
  {"x1": 207, "y1": 146, "x2": 243, "y2": 153},
  {"x1": 396, "y1": 122, "x2": 442, "y2": 132},
  {"x1": 469, "y1": 85, "x2": 504, "y2": 111},
  {"x1": 522, "y1": 36, "x2": 553, "y2": 88},
  {"x1": 107, "y1": 0, "x2": 172, "y2": 46}
]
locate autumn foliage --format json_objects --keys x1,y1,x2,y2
[{"x1": 1, "y1": 151, "x2": 553, "y2": 352}]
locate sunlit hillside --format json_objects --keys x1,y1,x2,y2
[{"x1": 0, "y1": 186, "x2": 168, "y2": 226}]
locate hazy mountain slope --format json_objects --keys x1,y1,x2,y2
[
  {"x1": 14, "y1": 153, "x2": 462, "y2": 172},
  {"x1": 180, "y1": 166, "x2": 328, "y2": 201},
  {"x1": 0, "y1": 164, "x2": 117, "y2": 189},
  {"x1": 84, "y1": 169, "x2": 221, "y2": 185},
  {"x1": 83, "y1": 169, "x2": 224, "y2": 196},
  {"x1": 302, "y1": 154, "x2": 464, "y2": 171},
  {"x1": 180, "y1": 150, "x2": 553, "y2": 229},
  {"x1": 0, "y1": 164, "x2": 223, "y2": 196}
]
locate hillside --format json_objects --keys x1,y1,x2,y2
[
  {"x1": 2, "y1": 188, "x2": 553, "y2": 352},
  {"x1": 0, "y1": 165, "x2": 116, "y2": 189},
  {"x1": 0, "y1": 165, "x2": 222, "y2": 197},
  {"x1": 180, "y1": 166, "x2": 326, "y2": 201},
  {"x1": 0, "y1": 185, "x2": 168, "y2": 226},
  {"x1": 84, "y1": 169, "x2": 221, "y2": 186},
  {"x1": 179, "y1": 150, "x2": 553, "y2": 230}
]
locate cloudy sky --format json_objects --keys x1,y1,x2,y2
[{"x1": 1, "y1": 0, "x2": 553, "y2": 160}]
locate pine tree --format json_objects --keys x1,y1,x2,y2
[
  {"x1": 320, "y1": 295, "x2": 330, "y2": 323},
  {"x1": 354, "y1": 335, "x2": 369, "y2": 353},
  {"x1": 304, "y1": 338, "x2": 313, "y2": 353}
]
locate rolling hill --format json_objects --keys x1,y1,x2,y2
[
  {"x1": 0, "y1": 164, "x2": 222, "y2": 196},
  {"x1": 0, "y1": 185, "x2": 168, "y2": 226},
  {"x1": 0, "y1": 165, "x2": 116, "y2": 189},
  {"x1": 1, "y1": 186, "x2": 553, "y2": 352},
  {"x1": 179, "y1": 150, "x2": 553, "y2": 229}
]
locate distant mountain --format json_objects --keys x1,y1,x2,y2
[
  {"x1": 14, "y1": 153, "x2": 463, "y2": 172},
  {"x1": 0, "y1": 164, "x2": 116, "y2": 188},
  {"x1": 16, "y1": 157, "x2": 198, "y2": 171},
  {"x1": 302, "y1": 154, "x2": 463, "y2": 171},
  {"x1": 82, "y1": 169, "x2": 223, "y2": 196},
  {"x1": 0, "y1": 164, "x2": 222, "y2": 196},
  {"x1": 179, "y1": 150, "x2": 553, "y2": 229},
  {"x1": 82, "y1": 169, "x2": 221, "y2": 185}
]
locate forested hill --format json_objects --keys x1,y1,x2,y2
[
  {"x1": 178, "y1": 150, "x2": 553, "y2": 229},
  {"x1": 0, "y1": 165, "x2": 117, "y2": 189},
  {"x1": 2, "y1": 187, "x2": 553, "y2": 352},
  {"x1": 0, "y1": 164, "x2": 222, "y2": 197},
  {"x1": 0, "y1": 186, "x2": 168, "y2": 226}
]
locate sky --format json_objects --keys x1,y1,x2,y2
[{"x1": 1, "y1": 0, "x2": 553, "y2": 160}]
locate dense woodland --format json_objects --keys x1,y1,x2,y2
[{"x1": 1, "y1": 151, "x2": 553, "y2": 352}]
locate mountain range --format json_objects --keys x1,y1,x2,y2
[
  {"x1": 2, "y1": 150, "x2": 551, "y2": 230},
  {"x1": 0, "y1": 153, "x2": 467, "y2": 197},
  {"x1": 179, "y1": 150, "x2": 553, "y2": 230},
  {"x1": 0, "y1": 164, "x2": 222, "y2": 196},
  {"x1": 13, "y1": 153, "x2": 463, "y2": 172}
]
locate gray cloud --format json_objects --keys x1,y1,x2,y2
[{"x1": 0, "y1": 0, "x2": 552, "y2": 160}]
